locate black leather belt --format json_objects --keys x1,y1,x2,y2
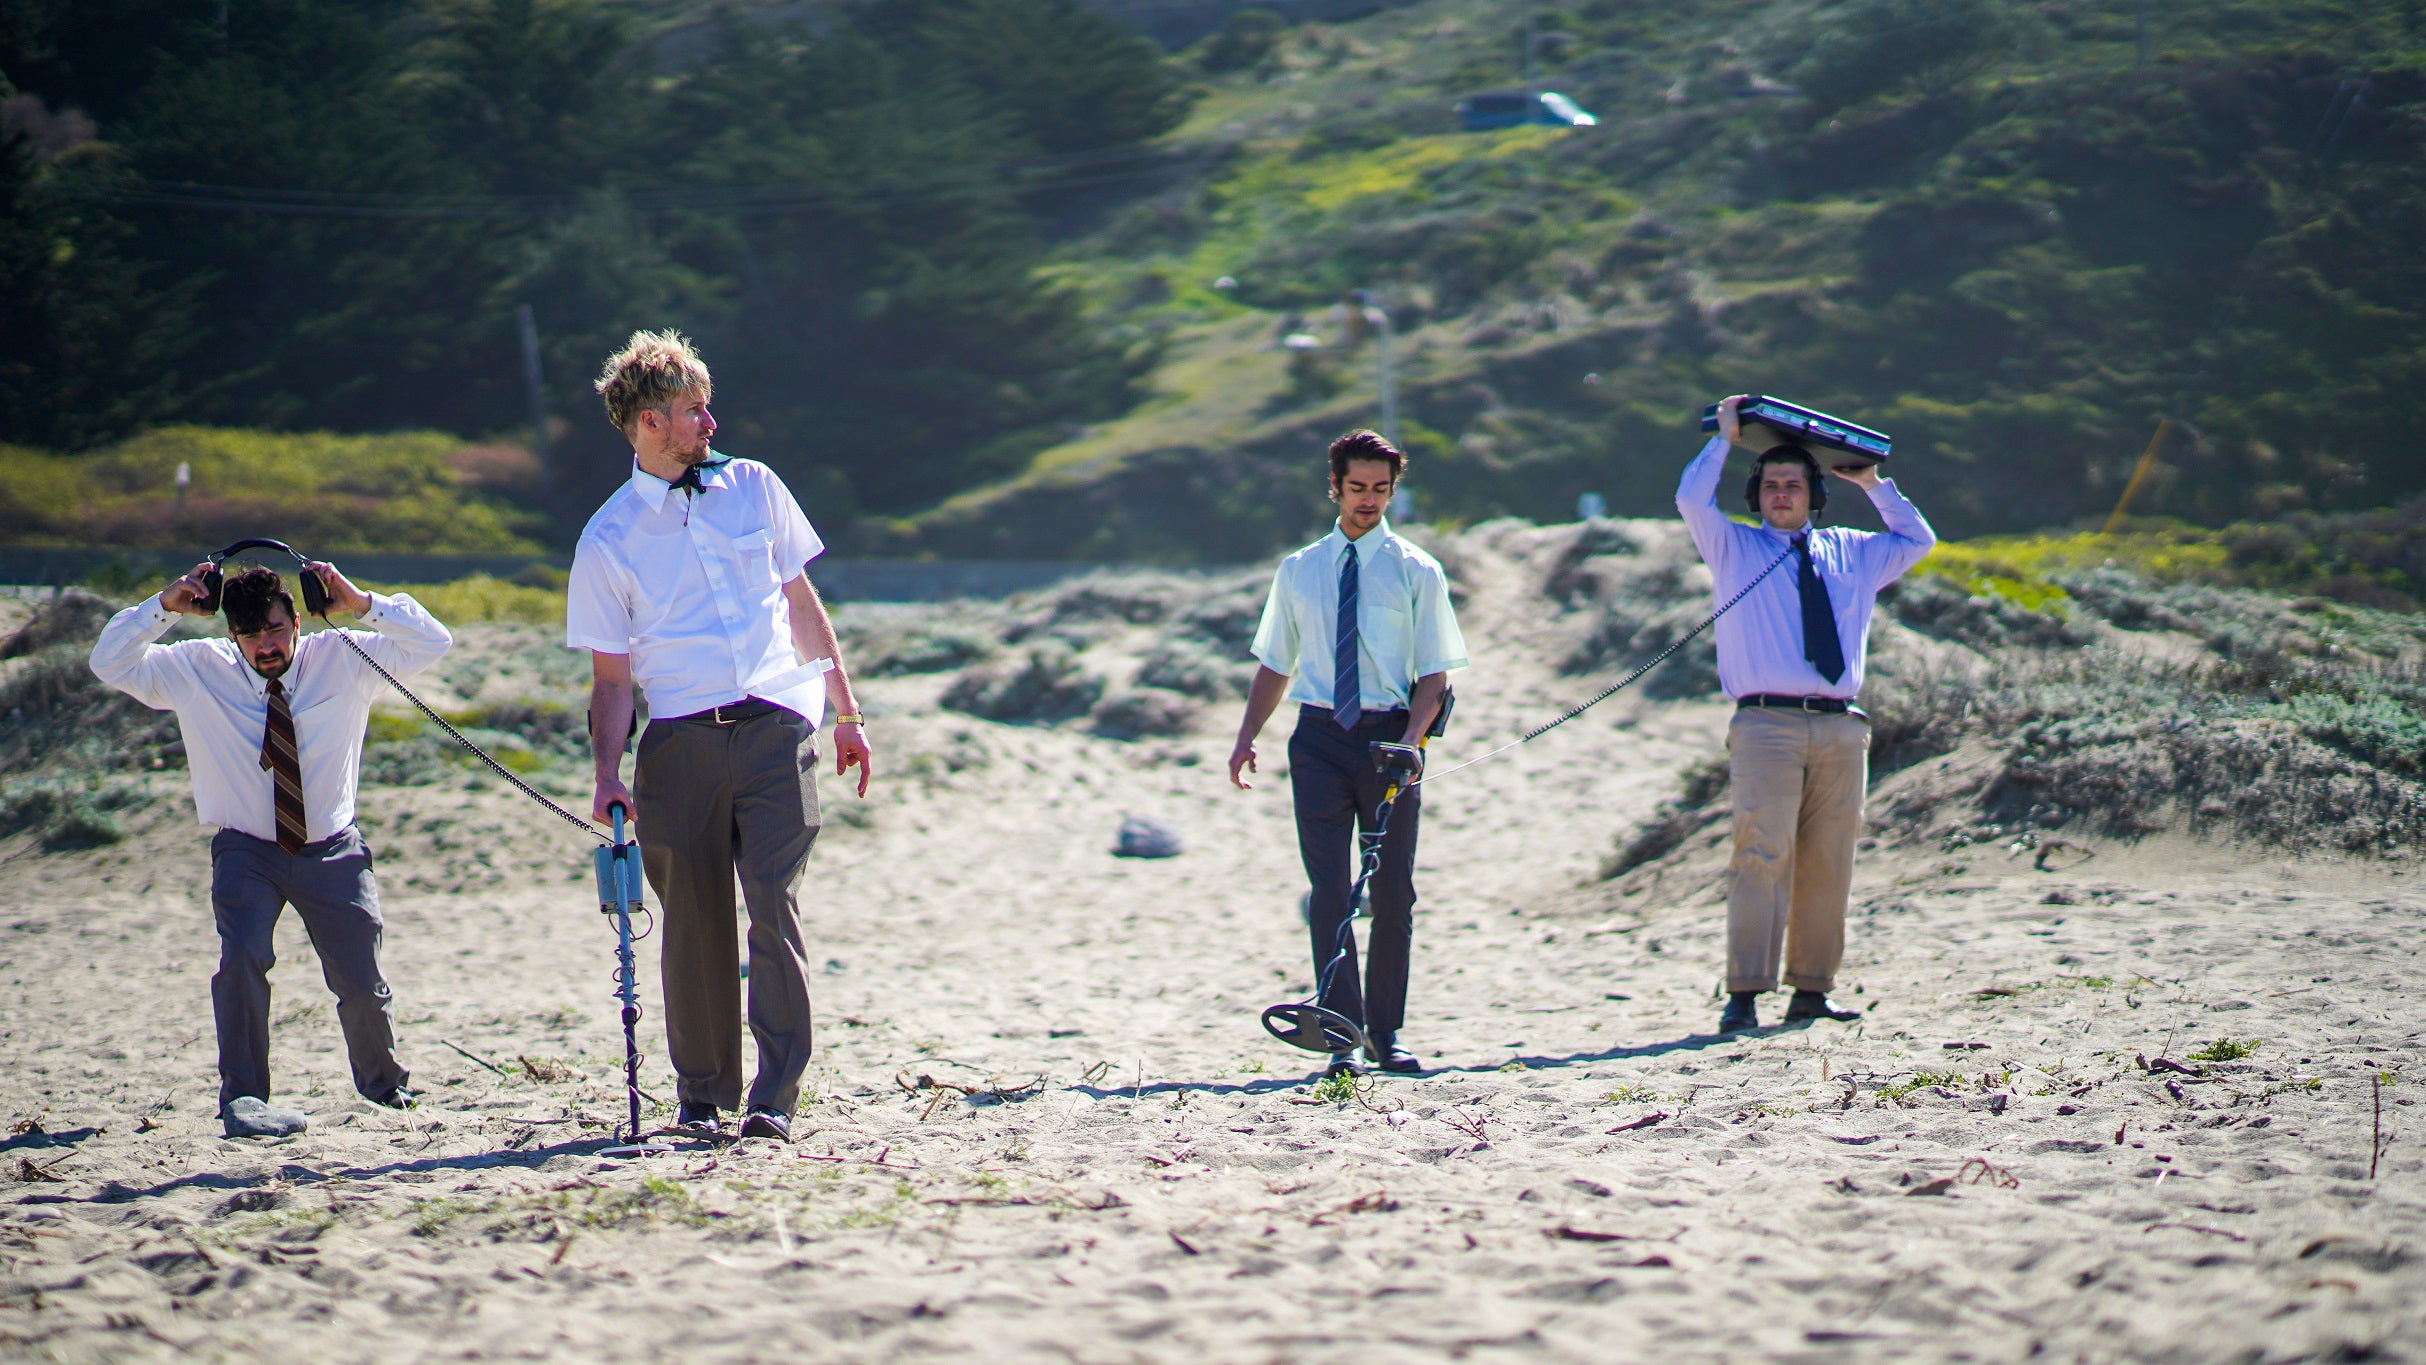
[
  {"x1": 663, "y1": 697, "x2": 787, "y2": 725},
  {"x1": 1298, "y1": 704, "x2": 1411, "y2": 729},
  {"x1": 1737, "y1": 694, "x2": 1856, "y2": 714}
]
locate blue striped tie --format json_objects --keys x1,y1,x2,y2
[{"x1": 1333, "y1": 540, "x2": 1361, "y2": 729}]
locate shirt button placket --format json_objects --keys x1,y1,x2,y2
[{"x1": 689, "y1": 524, "x2": 738, "y2": 684}]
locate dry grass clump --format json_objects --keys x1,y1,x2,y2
[
  {"x1": 941, "y1": 642, "x2": 1105, "y2": 723},
  {"x1": 1614, "y1": 553, "x2": 2426, "y2": 871},
  {"x1": 1866, "y1": 650, "x2": 2426, "y2": 854},
  {"x1": 0, "y1": 593, "x2": 189, "y2": 845},
  {"x1": 1091, "y1": 686, "x2": 1199, "y2": 739},
  {"x1": 1881, "y1": 574, "x2": 2095, "y2": 652},
  {"x1": 856, "y1": 625, "x2": 995, "y2": 678},
  {"x1": 1556, "y1": 554, "x2": 1722, "y2": 699},
  {"x1": 0, "y1": 589, "x2": 117, "y2": 660},
  {"x1": 932, "y1": 569, "x2": 1266, "y2": 731},
  {"x1": 1604, "y1": 754, "x2": 1730, "y2": 877}
]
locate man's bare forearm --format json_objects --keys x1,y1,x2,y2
[
  {"x1": 785, "y1": 575, "x2": 862, "y2": 717},
  {"x1": 590, "y1": 675, "x2": 634, "y2": 781},
  {"x1": 1236, "y1": 666, "x2": 1292, "y2": 742},
  {"x1": 1402, "y1": 672, "x2": 1448, "y2": 745}
]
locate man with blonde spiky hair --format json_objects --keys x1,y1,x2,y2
[{"x1": 568, "y1": 328, "x2": 874, "y2": 1143}]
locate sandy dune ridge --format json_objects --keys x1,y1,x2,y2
[{"x1": 1, "y1": 522, "x2": 2420, "y2": 1361}]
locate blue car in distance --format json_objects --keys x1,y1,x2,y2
[{"x1": 1456, "y1": 90, "x2": 1599, "y2": 130}]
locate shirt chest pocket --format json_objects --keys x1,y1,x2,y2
[
  {"x1": 1361, "y1": 579, "x2": 1414, "y2": 651},
  {"x1": 722, "y1": 528, "x2": 780, "y2": 587}
]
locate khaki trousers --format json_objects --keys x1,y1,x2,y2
[
  {"x1": 1725, "y1": 707, "x2": 1869, "y2": 994},
  {"x1": 634, "y1": 703, "x2": 821, "y2": 1118}
]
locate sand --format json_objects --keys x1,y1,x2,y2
[{"x1": 1, "y1": 523, "x2": 2421, "y2": 1362}]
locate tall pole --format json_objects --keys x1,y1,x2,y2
[
  {"x1": 1524, "y1": 0, "x2": 1540, "y2": 89},
  {"x1": 1373, "y1": 306, "x2": 1397, "y2": 447},
  {"x1": 516, "y1": 304, "x2": 552, "y2": 493}
]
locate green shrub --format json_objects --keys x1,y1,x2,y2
[{"x1": 3, "y1": 427, "x2": 546, "y2": 555}]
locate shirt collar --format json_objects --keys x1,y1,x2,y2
[
  {"x1": 1327, "y1": 518, "x2": 1393, "y2": 557},
  {"x1": 627, "y1": 456, "x2": 731, "y2": 512},
  {"x1": 239, "y1": 649, "x2": 300, "y2": 698}
]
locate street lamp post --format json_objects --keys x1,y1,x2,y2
[{"x1": 1337, "y1": 291, "x2": 1396, "y2": 447}]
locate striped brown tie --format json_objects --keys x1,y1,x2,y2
[{"x1": 260, "y1": 679, "x2": 306, "y2": 853}]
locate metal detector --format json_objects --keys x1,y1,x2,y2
[
  {"x1": 595, "y1": 805, "x2": 671, "y2": 1158},
  {"x1": 1261, "y1": 692, "x2": 1453, "y2": 1059}
]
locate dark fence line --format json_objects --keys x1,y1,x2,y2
[{"x1": 0, "y1": 548, "x2": 1134, "y2": 603}]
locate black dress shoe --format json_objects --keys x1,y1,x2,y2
[
  {"x1": 677, "y1": 1101, "x2": 722, "y2": 1133},
  {"x1": 371, "y1": 1085, "x2": 419, "y2": 1110},
  {"x1": 1370, "y1": 1036, "x2": 1423, "y2": 1074},
  {"x1": 738, "y1": 1109, "x2": 790, "y2": 1142},
  {"x1": 1717, "y1": 992, "x2": 1760, "y2": 1034},
  {"x1": 1326, "y1": 1050, "x2": 1369, "y2": 1079},
  {"x1": 1784, "y1": 990, "x2": 1862, "y2": 1022}
]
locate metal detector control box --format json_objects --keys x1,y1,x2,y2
[
  {"x1": 1700, "y1": 395, "x2": 1892, "y2": 467},
  {"x1": 596, "y1": 841, "x2": 644, "y2": 916}
]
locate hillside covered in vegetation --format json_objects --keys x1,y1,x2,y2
[
  {"x1": 907, "y1": 0, "x2": 2426, "y2": 558},
  {"x1": 5, "y1": 0, "x2": 2424, "y2": 561}
]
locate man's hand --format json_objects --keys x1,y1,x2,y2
[
  {"x1": 593, "y1": 777, "x2": 636, "y2": 826},
  {"x1": 1827, "y1": 462, "x2": 1884, "y2": 492},
  {"x1": 833, "y1": 721, "x2": 873, "y2": 798},
  {"x1": 1228, "y1": 735, "x2": 1259, "y2": 790},
  {"x1": 162, "y1": 562, "x2": 215, "y2": 615},
  {"x1": 306, "y1": 562, "x2": 374, "y2": 616},
  {"x1": 1717, "y1": 393, "x2": 1749, "y2": 447}
]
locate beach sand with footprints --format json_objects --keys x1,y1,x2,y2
[{"x1": 1, "y1": 521, "x2": 2420, "y2": 1361}]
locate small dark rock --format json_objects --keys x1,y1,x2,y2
[{"x1": 1113, "y1": 816, "x2": 1183, "y2": 859}]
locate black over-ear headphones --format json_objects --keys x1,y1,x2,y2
[
  {"x1": 1742, "y1": 446, "x2": 1827, "y2": 519},
  {"x1": 191, "y1": 538, "x2": 331, "y2": 618}
]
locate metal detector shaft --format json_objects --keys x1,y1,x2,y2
[
  {"x1": 595, "y1": 805, "x2": 648, "y2": 1145},
  {"x1": 1313, "y1": 735, "x2": 1432, "y2": 1008}
]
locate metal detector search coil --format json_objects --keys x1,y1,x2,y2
[{"x1": 1699, "y1": 395, "x2": 1892, "y2": 468}]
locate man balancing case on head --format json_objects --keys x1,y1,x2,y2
[{"x1": 1679, "y1": 394, "x2": 1935, "y2": 1035}]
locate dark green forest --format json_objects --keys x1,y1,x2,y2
[
  {"x1": 0, "y1": 0, "x2": 1188, "y2": 524},
  {"x1": 5, "y1": 0, "x2": 2426, "y2": 558}
]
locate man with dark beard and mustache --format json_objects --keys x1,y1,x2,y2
[{"x1": 91, "y1": 560, "x2": 451, "y2": 1136}]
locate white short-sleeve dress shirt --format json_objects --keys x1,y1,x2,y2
[
  {"x1": 88, "y1": 592, "x2": 454, "y2": 843},
  {"x1": 1674, "y1": 436, "x2": 1937, "y2": 700},
  {"x1": 565, "y1": 455, "x2": 833, "y2": 728},
  {"x1": 1250, "y1": 519, "x2": 1469, "y2": 711}
]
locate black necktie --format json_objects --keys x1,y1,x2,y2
[
  {"x1": 670, "y1": 457, "x2": 730, "y2": 497},
  {"x1": 1794, "y1": 534, "x2": 1846, "y2": 685}
]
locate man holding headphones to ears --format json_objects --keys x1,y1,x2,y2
[
  {"x1": 1678, "y1": 394, "x2": 1936, "y2": 1035},
  {"x1": 90, "y1": 558, "x2": 452, "y2": 1137}
]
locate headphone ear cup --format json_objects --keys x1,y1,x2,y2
[
  {"x1": 194, "y1": 567, "x2": 224, "y2": 615},
  {"x1": 299, "y1": 568, "x2": 331, "y2": 617}
]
